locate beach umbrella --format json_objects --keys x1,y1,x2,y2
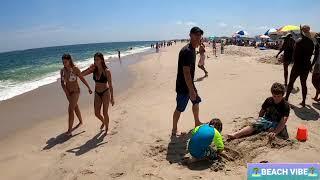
[
  {"x1": 264, "y1": 28, "x2": 277, "y2": 35},
  {"x1": 277, "y1": 25, "x2": 299, "y2": 32},
  {"x1": 236, "y1": 30, "x2": 248, "y2": 36},
  {"x1": 259, "y1": 35, "x2": 270, "y2": 39},
  {"x1": 208, "y1": 35, "x2": 216, "y2": 40}
]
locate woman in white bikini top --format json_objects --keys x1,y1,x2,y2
[{"x1": 60, "y1": 53, "x2": 92, "y2": 136}]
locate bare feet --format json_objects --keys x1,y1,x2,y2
[
  {"x1": 299, "y1": 102, "x2": 306, "y2": 107},
  {"x1": 65, "y1": 131, "x2": 72, "y2": 136},
  {"x1": 171, "y1": 129, "x2": 186, "y2": 136}
]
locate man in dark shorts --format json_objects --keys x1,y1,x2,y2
[
  {"x1": 285, "y1": 25, "x2": 315, "y2": 107},
  {"x1": 172, "y1": 26, "x2": 203, "y2": 136},
  {"x1": 276, "y1": 33, "x2": 295, "y2": 86}
]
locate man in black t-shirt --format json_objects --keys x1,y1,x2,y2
[
  {"x1": 228, "y1": 83, "x2": 290, "y2": 140},
  {"x1": 172, "y1": 27, "x2": 203, "y2": 136},
  {"x1": 285, "y1": 25, "x2": 315, "y2": 107}
]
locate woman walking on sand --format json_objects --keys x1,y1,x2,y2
[
  {"x1": 60, "y1": 54, "x2": 92, "y2": 136},
  {"x1": 198, "y1": 43, "x2": 208, "y2": 76},
  {"x1": 82, "y1": 52, "x2": 115, "y2": 134}
]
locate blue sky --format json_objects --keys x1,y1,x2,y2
[{"x1": 0, "y1": 0, "x2": 319, "y2": 52}]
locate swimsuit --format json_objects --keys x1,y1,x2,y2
[
  {"x1": 93, "y1": 69, "x2": 109, "y2": 98},
  {"x1": 61, "y1": 67, "x2": 80, "y2": 94}
]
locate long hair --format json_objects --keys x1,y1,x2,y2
[
  {"x1": 62, "y1": 53, "x2": 75, "y2": 68},
  {"x1": 94, "y1": 52, "x2": 107, "y2": 69}
]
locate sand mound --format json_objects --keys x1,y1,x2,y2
[
  {"x1": 257, "y1": 56, "x2": 282, "y2": 65},
  {"x1": 145, "y1": 117, "x2": 297, "y2": 173}
]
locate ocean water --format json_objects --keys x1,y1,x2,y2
[{"x1": 0, "y1": 41, "x2": 155, "y2": 101}]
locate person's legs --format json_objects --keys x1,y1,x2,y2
[
  {"x1": 172, "y1": 94, "x2": 189, "y2": 135},
  {"x1": 94, "y1": 93, "x2": 105, "y2": 130},
  {"x1": 74, "y1": 104, "x2": 83, "y2": 125},
  {"x1": 300, "y1": 70, "x2": 309, "y2": 107},
  {"x1": 172, "y1": 110, "x2": 181, "y2": 135},
  {"x1": 285, "y1": 67, "x2": 300, "y2": 101},
  {"x1": 312, "y1": 72, "x2": 320, "y2": 100},
  {"x1": 198, "y1": 65, "x2": 208, "y2": 75},
  {"x1": 67, "y1": 92, "x2": 80, "y2": 135},
  {"x1": 283, "y1": 61, "x2": 289, "y2": 86},
  {"x1": 101, "y1": 91, "x2": 111, "y2": 133},
  {"x1": 191, "y1": 96, "x2": 202, "y2": 127},
  {"x1": 227, "y1": 126, "x2": 255, "y2": 140}
]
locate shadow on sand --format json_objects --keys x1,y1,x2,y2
[
  {"x1": 291, "y1": 104, "x2": 319, "y2": 121},
  {"x1": 166, "y1": 131, "x2": 213, "y2": 170},
  {"x1": 42, "y1": 124, "x2": 85, "y2": 150},
  {"x1": 66, "y1": 131, "x2": 107, "y2": 156}
]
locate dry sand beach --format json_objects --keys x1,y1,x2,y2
[{"x1": 0, "y1": 43, "x2": 319, "y2": 180}]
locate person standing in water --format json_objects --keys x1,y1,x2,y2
[
  {"x1": 117, "y1": 50, "x2": 121, "y2": 59},
  {"x1": 60, "y1": 54, "x2": 92, "y2": 136},
  {"x1": 198, "y1": 43, "x2": 208, "y2": 76},
  {"x1": 172, "y1": 27, "x2": 203, "y2": 136},
  {"x1": 311, "y1": 35, "x2": 320, "y2": 101},
  {"x1": 276, "y1": 33, "x2": 295, "y2": 86},
  {"x1": 285, "y1": 25, "x2": 315, "y2": 107},
  {"x1": 82, "y1": 52, "x2": 115, "y2": 134}
]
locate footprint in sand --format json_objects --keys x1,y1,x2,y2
[
  {"x1": 121, "y1": 110, "x2": 127, "y2": 115},
  {"x1": 192, "y1": 176, "x2": 202, "y2": 179},
  {"x1": 110, "y1": 172, "x2": 125, "y2": 179},
  {"x1": 109, "y1": 131, "x2": 118, "y2": 136},
  {"x1": 142, "y1": 173, "x2": 164, "y2": 180},
  {"x1": 80, "y1": 169, "x2": 94, "y2": 175}
]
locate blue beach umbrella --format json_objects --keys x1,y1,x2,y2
[{"x1": 236, "y1": 30, "x2": 248, "y2": 36}]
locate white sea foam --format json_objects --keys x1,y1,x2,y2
[{"x1": 0, "y1": 46, "x2": 151, "y2": 101}]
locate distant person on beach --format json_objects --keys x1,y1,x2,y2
[
  {"x1": 172, "y1": 26, "x2": 203, "y2": 136},
  {"x1": 81, "y1": 52, "x2": 115, "y2": 134},
  {"x1": 311, "y1": 35, "x2": 320, "y2": 101},
  {"x1": 228, "y1": 83, "x2": 290, "y2": 140},
  {"x1": 198, "y1": 43, "x2": 208, "y2": 76},
  {"x1": 276, "y1": 33, "x2": 295, "y2": 86},
  {"x1": 220, "y1": 40, "x2": 224, "y2": 54},
  {"x1": 156, "y1": 43, "x2": 159, "y2": 53},
  {"x1": 285, "y1": 25, "x2": 315, "y2": 107},
  {"x1": 187, "y1": 118, "x2": 224, "y2": 163},
  {"x1": 117, "y1": 50, "x2": 121, "y2": 59},
  {"x1": 60, "y1": 54, "x2": 92, "y2": 136},
  {"x1": 212, "y1": 40, "x2": 217, "y2": 57}
]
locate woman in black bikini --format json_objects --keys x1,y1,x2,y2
[
  {"x1": 82, "y1": 52, "x2": 115, "y2": 133},
  {"x1": 60, "y1": 54, "x2": 92, "y2": 136}
]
